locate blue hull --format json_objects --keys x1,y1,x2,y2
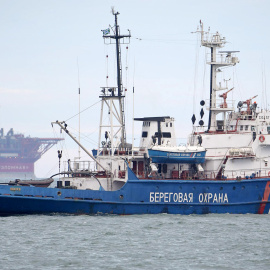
[
  {"x1": 148, "y1": 149, "x2": 206, "y2": 164},
  {"x1": 1, "y1": 178, "x2": 270, "y2": 215}
]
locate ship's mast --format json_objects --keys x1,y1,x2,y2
[
  {"x1": 98, "y1": 11, "x2": 131, "y2": 155},
  {"x1": 198, "y1": 22, "x2": 239, "y2": 132},
  {"x1": 102, "y1": 11, "x2": 131, "y2": 147}
]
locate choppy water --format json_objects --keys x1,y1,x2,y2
[{"x1": 0, "y1": 214, "x2": 269, "y2": 270}]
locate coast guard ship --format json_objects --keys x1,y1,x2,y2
[{"x1": 0, "y1": 13, "x2": 269, "y2": 215}]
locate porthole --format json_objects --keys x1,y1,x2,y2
[
  {"x1": 242, "y1": 186, "x2": 245, "y2": 189},
  {"x1": 119, "y1": 195, "x2": 124, "y2": 199},
  {"x1": 233, "y1": 186, "x2": 236, "y2": 190},
  {"x1": 57, "y1": 191, "x2": 61, "y2": 196},
  {"x1": 179, "y1": 186, "x2": 182, "y2": 190},
  {"x1": 220, "y1": 187, "x2": 223, "y2": 190}
]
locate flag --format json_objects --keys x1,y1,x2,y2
[{"x1": 102, "y1": 28, "x2": 110, "y2": 35}]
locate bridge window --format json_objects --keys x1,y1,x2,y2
[
  {"x1": 142, "y1": 131, "x2": 148, "y2": 138},
  {"x1": 143, "y1": 122, "x2": 150, "y2": 127}
]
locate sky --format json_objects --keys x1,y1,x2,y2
[{"x1": 0, "y1": 0, "x2": 269, "y2": 177}]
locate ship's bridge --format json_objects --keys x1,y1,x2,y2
[{"x1": 134, "y1": 116, "x2": 176, "y2": 149}]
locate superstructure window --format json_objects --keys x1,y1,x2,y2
[
  {"x1": 65, "y1": 181, "x2": 70, "y2": 187},
  {"x1": 267, "y1": 127, "x2": 270, "y2": 134},
  {"x1": 170, "y1": 123, "x2": 172, "y2": 127},
  {"x1": 143, "y1": 121, "x2": 150, "y2": 127},
  {"x1": 143, "y1": 121, "x2": 151, "y2": 127},
  {"x1": 245, "y1": 125, "x2": 249, "y2": 131},
  {"x1": 142, "y1": 131, "x2": 148, "y2": 138},
  {"x1": 240, "y1": 126, "x2": 243, "y2": 131},
  {"x1": 162, "y1": 132, "x2": 171, "y2": 138}
]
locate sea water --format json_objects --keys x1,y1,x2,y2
[{"x1": 0, "y1": 214, "x2": 269, "y2": 270}]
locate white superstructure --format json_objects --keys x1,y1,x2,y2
[
  {"x1": 188, "y1": 22, "x2": 270, "y2": 180},
  {"x1": 134, "y1": 116, "x2": 177, "y2": 149}
]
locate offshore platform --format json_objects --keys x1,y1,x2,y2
[{"x1": 0, "y1": 128, "x2": 62, "y2": 180}]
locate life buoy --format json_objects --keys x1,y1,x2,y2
[{"x1": 259, "y1": 135, "x2": 265, "y2": 143}]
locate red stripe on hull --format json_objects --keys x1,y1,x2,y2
[{"x1": 258, "y1": 181, "x2": 270, "y2": 214}]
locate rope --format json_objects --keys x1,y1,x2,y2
[
  {"x1": 106, "y1": 54, "x2": 109, "y2": 87},
  {"x1": 64, "y1": 100, "x2": 101, "y2": 122},
  {"x1": 193, "y1": 33, "x2": 200, "y2": 119},
  {"x1": 125, "y1": 45, "x2": 129, "y2": 130},
  {"x1": 201, "y1": 47, "x2": 207, "y2": 101},
  {"x1": 63, "y1": 124, "x2": 98, "y2": 146},
  {"x1": 132, "y1": 36, "x2": 196, "y2": 45}
]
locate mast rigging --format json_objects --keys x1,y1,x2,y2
[{"x1": 102, "y1": 11, "x2": 131, "y2": 147}]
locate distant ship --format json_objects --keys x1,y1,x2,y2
[{"x1": 0, "y1": 128, "x2": 63, "y2": 180}]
